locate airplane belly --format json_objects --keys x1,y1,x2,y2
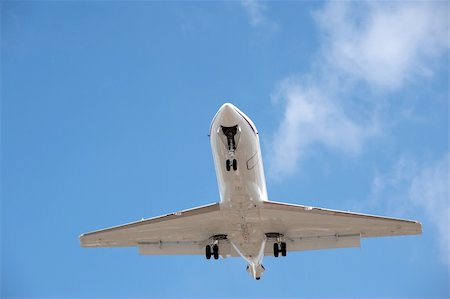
[{"x1": 222, "y1": 207, "x2": 266, "y2": 259}]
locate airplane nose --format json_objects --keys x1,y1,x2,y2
[
  {"x1": 216, "y1": 103, "x2": 239, "y2": 127},
  {"x1": 219, "y1": 103, "x2": 237, "y2": 115}
]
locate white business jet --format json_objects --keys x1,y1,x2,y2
[{"x1": 80, "y1": 103, "x2": 422, "y2": 280}]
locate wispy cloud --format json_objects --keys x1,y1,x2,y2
[
  {"x1": 315, "y1": 1, "x2": 449, "y2": 90},
  {"x1": 268, "y1": 1, "x2": 449, "y2": 178},
  {"x1": 240, "y1": 0, "x2": 278, "y2": 32},
  {"x1": 269, "y1": 77, "x2": 379, "y2": 177},
  {"x1": 370, "y1": 154, "x2": 449, "y2": 264}
]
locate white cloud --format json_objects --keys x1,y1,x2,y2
[
  {"x1": 269, "y1": 78, "x2": 378, "y2": 177},
  {"x1": 268, "y1": 1, "x2": 449, "y2": 178},
  {"x1": 370, "y1": 154, "x2": 449, "y2": 264},
  {"x1": 240, "y1": 0, "x2": 277, "y2": 32},
  {"x1": 240, "y1": 0, "x2": 266, "y2": 27},
  {"x1": 314, "y1": 1, "x2": 449, "y2": 90}
]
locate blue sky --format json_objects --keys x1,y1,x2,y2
[{"x1": 1, "y1": 1, "x2": 448, "y2": 298}]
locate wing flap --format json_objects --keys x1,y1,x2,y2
[
  {"x1": 287, "y1": 233, "x2": 361, "y2": 252},
  {"x1": 138, "y1": 239, "x2": 233, "y2": 256},
  {"x1": 264, "y1": 233, "x2": 360, "y2": 255},
  {"x1": 138, "y1": 241, "x2": 204, "y2": 255}
]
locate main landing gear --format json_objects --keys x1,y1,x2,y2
[
  {"x1": 205, "y1": 244, "x2": 219, "y2": 260},
  {"x1": 266, "y1": 232, "x2": 287, "y2": 258},
  {"x1": 205, "y1": 234, "x2": 227, "y2": 260},
  {"x1": 226, "y1": 159, "x2": 237, "y2": 171},
  {"x1": 273, "y1": 242, "x2": 287, "y2": 257}
]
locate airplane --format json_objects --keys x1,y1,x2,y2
[{"x1": 80, "y1": 103, "x2": 422, "y2": 280}]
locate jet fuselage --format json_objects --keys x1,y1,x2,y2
[{"x1": 210, "y1": 103, "x2": 269, "y2": 279}]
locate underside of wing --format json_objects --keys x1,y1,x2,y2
[
  {"x1": 80, "y1": 203, "x2": 229, "y2": 255},
  {"x1": 261, "y1": 200, "x2": 422, "y2": 254}
]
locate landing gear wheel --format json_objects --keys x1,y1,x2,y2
[
  {"x1": 273, "y1": 243, "x2": 279, "y2": 258},
  {"x1": 226, "y1": 160, "x2": 231, "y2": 171},
  {"x1": 281, "y1": 242, "x2": 287, "y2": 257},
  {"x1": 213, "y1": 244, "x2": 219, "y2": 260},
  {"x1": 206, "y1": 245, "x2": 212, "y2": 260},
  {"x1": 232, "y1": 159, "x2": 237, "y2": 171}
]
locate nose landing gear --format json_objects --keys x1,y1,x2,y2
[
  {"x1": 226, "y1": 159, "x2": 237, "y2": 171},
  {"x1": 220, "y1": 125, "x2": 239, "y2": 172}
]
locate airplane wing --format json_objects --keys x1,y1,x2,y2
[
  {"x1": 261, "y1": 201, "x2": 422, "y2": 254},
  {"x1": 80, "y1": 203, "x2": 229, "y2": 255}
]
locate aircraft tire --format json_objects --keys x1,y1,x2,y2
[
  {"x1": 273, "y1": 243, "x2": 279, "y2": 258},
  {"x1": 213, "y1": 244, "x2": 219, "y2": 260},
  {"x1": 226, "y1": 160, "x2": 231, "y2": 171},
  {"x1": 281, "y1": 242, "x2": 287, "y2": 257},
  {"x1": 232, "y1": 159, "x2": 237, "y2": 171},
  {"x1": 206, "y1": 245, "x2": 212, "y2": 260}
]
